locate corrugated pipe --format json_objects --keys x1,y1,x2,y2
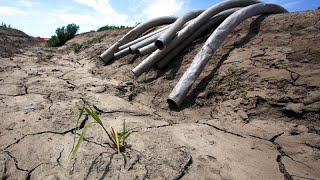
[
  {"x1": 167, "y1": 3, "x2": 288, "y2": 107},
  {"x1": 155, "y1": 10, "x2": 205, "y2": 49},
  {"x1": 154, "y1": 0, "x2": 260, "y2": 50},
  {"x1": 99, "y1": 16, "x2": 178, "y2": 63},
  {"x1": 132, "y1": 6, "x2": 246, "y2": 77},
  {"x1": 155, "y1": 8, "x2": 240, "y2": 70}
]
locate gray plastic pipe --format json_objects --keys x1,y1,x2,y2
[
  {"x1": 156, "y1": 8, "x2": 240, "y2": 70},
  {"x1": 99, "y1": 16, "x2": 178, "y2": 63},
  {"x1": 132, "y1": 8, "x2": 243, "y2": 77},
  {"x1": 119, "y1": 25, "x2": 170, "y2": 51},
  {"x1": 114, "y1": 47, "x2": 131, "y2": 59},
  {"x1": 137, "y1": 43, "x2": 158, "y2": 57},
  {"x1": 167, "y1": 3, "x2": 287, "y2": 107},
  {"x1": 129, "y1": 32, "x2": 162, "y2": 53},
  {"x1": 155, "y1": 10, "x2": 204, "y2": 49},
  {"x1": 155, "y1": 0, "x2": 260, "y2": 50}
]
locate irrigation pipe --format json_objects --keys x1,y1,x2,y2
[
  {"x1": 99, "y1": 16, "x2": 178, "y2": 63},
  {"x1": 137, "y1": 43, "x2": 158, "y2": 57},
  {"x1": 155, "y1": 10, "x2": 204, "y2": 49},
  {"x1": 154, "y1": 0, "x2": 260, "y2": 50},
  {"x1": 132, "y1": 8, "x2": 241, "y2": 77},
  {"x1": 155, "y1": 8, "x2": 240, "y2": 70},
  {"x1": 119, "y1": 25, "x2": 170, "y2": 51},
  {"x1": 167, "y1": 3, "x2": 287, "y2": 107}
]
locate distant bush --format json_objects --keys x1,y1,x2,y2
[
  {"x1": 97, "y1": 25, "x2": 132, "y2": 32},
  {"x1": 46, "y1": 23, "x2": 79, "y2": 47},
  {"x1": 1, "y1": 22, "x2": 14, "y2": 29}
]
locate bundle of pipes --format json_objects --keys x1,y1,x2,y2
[{"x1": 99, "y1": 0, "x2": 287, "y2": 107}]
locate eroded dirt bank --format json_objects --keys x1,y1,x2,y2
[{"x1": 1, "y1": 10, "x2": 319, "y2": 179}]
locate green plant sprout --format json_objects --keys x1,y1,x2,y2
[{"x1": 69, "y1": 104, "x2": 133, "y2": 159}]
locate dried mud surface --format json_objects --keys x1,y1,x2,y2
[{"x1": 1, "y1": 11, "x2": 320, "y2": 179}]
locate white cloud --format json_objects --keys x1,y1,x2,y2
[
  {"x1": 46, "y1": 12, "x2": 101, "y2": 26},
  {"x1": 72, "y1": 0, "x2": 128, "y2": 25},
  {"x1": 0, "y1": 6, "x2": 26, "y2": 16},
  {"x1": 17, "y1": 0, "x2": 36, "y2": 7},
  {"x1": 142, "y1": 0, "x2": 185, "y2": 19}
]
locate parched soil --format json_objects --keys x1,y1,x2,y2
[
  {"x1": 0, "y1": 10, "x2": 319, "y2": 179},
  {"x1": 0, "y1": 27, "x2": 40, "y2": 58}
]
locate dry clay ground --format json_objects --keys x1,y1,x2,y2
[{"x1": 1, "y1": 10, "x2": 320, "y2": 180}]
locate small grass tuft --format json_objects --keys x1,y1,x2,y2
[{"x1": 69, "y1": 104, "x2": 133, "y2": 159}]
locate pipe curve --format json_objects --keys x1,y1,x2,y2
[
  {"x1": 99, "y1": 16, "x2": 178, "y2": 63},
  {"x1": 167, "y1": 3, "x2": 287, "y2": 107}
]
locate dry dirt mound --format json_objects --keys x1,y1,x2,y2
[
  {"x1": 0, "y1": 10, "x2": 319, "y2": 179},
  {"x1": 0, "y1": 27, "x2": 40, "y2": 58}
]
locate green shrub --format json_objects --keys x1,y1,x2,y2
[
  {"x1": 97, "y1": 25, "x2": 132, "y2": 32},
  {"x1": 46, "y1": 23, "x2": 79, "y2": 47},
  {"x1": 1, "y1": 22, "x2": 14, "y2": 29}
]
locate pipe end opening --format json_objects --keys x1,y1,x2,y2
[
  {"x1": 167, "y1": 98, "x2": 179, "y2": 109},
  {"x1": 155, "y1": 40, "x2": 164, "y2": 50}
]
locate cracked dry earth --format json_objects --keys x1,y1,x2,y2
[{"x1": 1, "y1": 10, "x2": 320, "y2": 180}]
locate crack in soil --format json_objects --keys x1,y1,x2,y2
[
  {"x1": 127, "y1": 154, "x2": 141, "y2": 171},
  {"x1": 91, "y1": 104, "x2": 153, "y2": 117},
  {"x1": 2, "y1": 129, "x2": 75, "y2": 151},
  {"x1": 173, "y1": 154, "x2": 193, "y2": 180},
  {"x1": 56, "y1": 148, "x2": 64, "y2": 166},
  {"x1": 147, "y1": 124, "x2": 171, "y2": 129},
  {"x1": 202, "y1": 123, "x2": 246, "y2": 138},
  {"x1": 292, "y1": 175, "x2": 316, "y2": 180},
  {"x1": 269, "y1": 133, "x2": 293, "y2": 180}
]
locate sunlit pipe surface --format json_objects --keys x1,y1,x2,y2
[
  {"x1": 167, "y1": 3, "x2": 287, "y2": 107},
  {"x1": 99, "y1": 16, "x2": 178, "y2": 63},
  {"x1": 154, "y1": 0, "x2": 260, "y2": 50},
  {"x1": 155, "y1": 10, "x2": 204, "y2": 49},
  {"x1": 119, "y1": 25, "x2": 170, "y2": 51},
  {"x1": 132, "y1": 8, "x2": 243, "y2": 77},
  {"x1": 156, "y1": 8, "x2": 240, "y2": 70},
  {"x1": 114, "y1": 47, "x2": 131, "y2": 59},
  {"x1": 137, "y1": 43, "x2": 158, "y2": 57},
  {"x1": 129, "y1": 32, "x2": 162, "y2": 54}
]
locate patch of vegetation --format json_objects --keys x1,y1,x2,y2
[
  {"x1": 71, "y1": 43, "x2": 82, "y2": 53},
  {"x1": 97, "y1": 25, "x2": 132, "y2": 32},
  {"x1": 226, "y1": 68, "x2": 248, "y2": 99},
  {"x1": 46, "y1": 23, "x2": 79, "y2": 47},
  {"x1": 87, "y1": 35, "x2": 105, "y2": 44},
  {"x1": 70, "y1": 35, "x2": 106, "y2": 53},
  {"x1": 0, "y1": 21, "x2": 20, "y2": 31},
  {"x1": 69, "y1": 104, "x2": 133, "y2": 159},
  {"x1": 1, "y1": 22, "x2": 12, "y2": 29}
]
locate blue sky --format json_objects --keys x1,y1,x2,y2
[{"x1": 0, "y1": 0, "x2": 319, "y2": 37}]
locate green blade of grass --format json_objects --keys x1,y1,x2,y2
[
  {"x1": 69, "y1": 121, "x2": 97, "y2": 159},
  {"x1": 84, "y1": 106, "x2": 103, "y2": 126},
  {"x1": 123, "y1": 131, "x2": 133, "y2": 144},
  {"x1": 84, "y1": 106, "x2": 116, "y2": 145},
  {"x1": 69, "y1": 106, "x2": 85, "y2": 157}
]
